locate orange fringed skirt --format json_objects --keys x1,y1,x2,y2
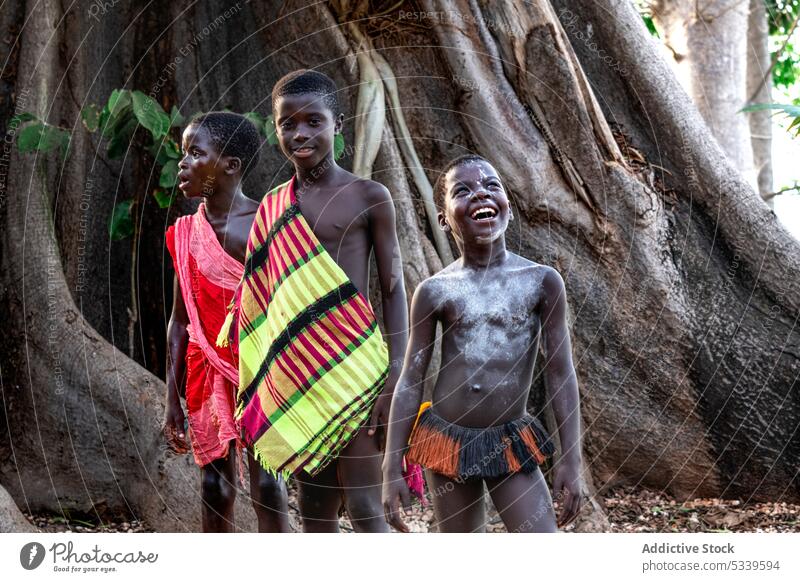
[{"x1": 406, "y1": 402, "x2": 555, "y2": 481}]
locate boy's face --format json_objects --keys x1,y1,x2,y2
[
  {"x1": 273, "y1": 93, "x2": 342, "y2": 170},
  {"x1": 438, "y1": 161, "x2": 512, "y2": 246},
  {"x1": 178, "y1": 125, "x2": 234, "y2": 198}
]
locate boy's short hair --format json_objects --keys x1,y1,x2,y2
[
  {"x1": 433, "y1": 154, "x2": 491, "y2": 211},
  {"x1": 189, "y1": 111, "x2": 262, "y2": 178},
  {"x1": 271, "y1": 69, "x2": 341, "y2": 118}
]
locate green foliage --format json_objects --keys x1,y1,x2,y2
[
  {"x1": 742, "y1": 102, "x2": 800, "y2": 135},
  {"x1": 9, "y1": 112, "x2": 36, "y2": 125},
  {"x1": 13, "y1": 88, "x2": 349, "y2": 241},
  {"x1": 159, "y1": 159, "x2": 179, "y2": 188},
  {"x1": 642, "y1": 15, "x2": 660, "y2": 38},
  {"x1": 634, "y1": 1, "x2": 660, "y2": 38},
  {"x1": 81, "y1": 104, "x2": 101, "y2": 132},
  {"x1": 147, "y1": 136, "x2": 181, "y2": 166},
  {"x1": 106, "y1": 117, "x2": 137, "y2": 159},
  {"x1": 152, "y1": 188, "x2": 175, "y2": 209},
  {"x1": 109, "y1": 199, "x2": 134, "y2": 240},
  {"x1": 767, "y1": 0, "x2": 800, "y2": 34},
  {"x1": 766, "y1": 1, "x2": 800, "y2": 92},
  {"x1": 16, "y1": 120, "x2": 70, "y2": 157},
  {"x1": 169, "y1": 105, "x2": 185, "y2": 128},
  {"x1": 243, "y1": 111, "x2": 278, "y2": 145},
  {"x1": 334, "y1": 133, "x2": 345, "y2": 160},
  {"x1": 131, "y1": 90, "x2": 170, "y2": 140}
]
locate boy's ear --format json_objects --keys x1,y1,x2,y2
[
  {"x1": 225, "y1": 156, "x2": 242, "y2": 176},
  {"x1": 438, "y1": 212, "x2": 450, "y2": 232},
  {"x1": 334, "y1": 113, "x2": 344, "y2": 134}
]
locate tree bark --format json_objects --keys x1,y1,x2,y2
[
  {"x1": 651, "y1": 0, "x2": 759, "y2": 190},
  {"x1": 0, "y1": 484, "x2": 36, "y2": 532},
  {"x1": 1, "y1": 0, "x2": 798, "y2": 532},
  {"x1": 746, "y1": 0, "x2": 773, "y2": 203}
]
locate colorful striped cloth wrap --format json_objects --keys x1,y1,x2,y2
[{"x1": 222, "y1": 177, "x2": 390, "y2": 479}]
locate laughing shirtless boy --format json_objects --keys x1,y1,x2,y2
[{"x1": 382, "y1": 155, "x2": 583, "y2": 532}]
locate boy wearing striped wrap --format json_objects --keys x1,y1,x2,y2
[
  {"x1": 382, "y1": 156, "x2": 584, "y2": 533},
  {"x1": 233, "y1": 70, "x2": 408, "y2": 532}
]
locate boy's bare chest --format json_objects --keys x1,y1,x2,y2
[
  {"x1": 298, "y1": 196, "x2": 369, "y2": 250},
  {"x1": 438, "y1": 275, "x2": 541, "y2": 331},
  {"x1": 209, "y1": 214, "x2": 252, "y2": 264}
]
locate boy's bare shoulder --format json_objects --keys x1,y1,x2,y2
[
  {"x1": 507, "y1": 253, "x2": 561, "y2": 284},
  {"x1": 347, "y1": 174, "x2": 391, "y2": 210},
  {"x1": 331, "y1": 170, "x2": 389, "y2": 203},
  {"x1": 242, "y1": 195, "x2": 260, "y2": 215},
  {"x1": 415, "y1": 261, "x2": 465, "y2": 299}
]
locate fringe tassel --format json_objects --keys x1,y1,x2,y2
[
  {"x1": 251, "y1": 443, "x2": 293, "y2": 482},
  {"x1": 407, "y1": 407, "x2": 555, "y2": 481},
  {"x1": 216, "y1": 283, "x2": 243, "y2": 348},
  {"x1": 216, "y1": 309, "x2": 235, "y2": 348}
]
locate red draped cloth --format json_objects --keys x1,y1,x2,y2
[{"x1": 166, "y1": 204, "x2": 244, "y2": 467}]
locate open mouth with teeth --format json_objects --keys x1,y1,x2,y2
[
  {"x1": 293, "y1": 146, "x2": 315, "y2": 156},
  {"x1": 470, "y1": 207, "x2": 498, "y2": 221}
]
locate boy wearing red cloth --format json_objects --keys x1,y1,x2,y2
[{"x1": 162, "y1": 112, "x2": 289, "y2": 532}]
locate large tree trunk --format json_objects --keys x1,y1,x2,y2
[
  {"x1": 746, "y1": 0, "x2": 773, "y2": 204},
  {"x1": 1, "y1": 0, "x2": 798, "y2": 531},
  {"x1": 651, "y1": 0, "x2": 759, "y2": 191}
]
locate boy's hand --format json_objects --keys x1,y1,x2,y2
[
  {"x1": 552, "y1": 459, "x2": 583, "y2": 528},
  {"x1": 382, "y1": 472, "x2": 412, "y2": 532},
  {"x1": 162, "y1": 402, "x2": 189, "y2": 455},
  {"x1": 367, "y1": 391, "x2": 392, "y2": 449}
]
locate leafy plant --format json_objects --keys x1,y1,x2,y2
[
  {"x1": 15, "y1": 89, "x2": 344, "y2": 240},
  {"x1": 741, "y1": 102, "x2": 800, "y2": 136}
]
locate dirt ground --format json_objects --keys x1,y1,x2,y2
[{"x1": 23, "y1": 485, "x2": 798, "y2": 533}]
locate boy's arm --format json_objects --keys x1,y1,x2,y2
[
  {"x1": 382, "y1": 280, "x2": 438, "y2": 532},
  {"x1": 164, "y1": 274, "x2": 190, "y2": 455},
  {"x1": 365, "y1": 183, "x2": 409, "y2": 445},
  {"x1": 540, "y1": 267, "x2": 583, "y2": 527}
]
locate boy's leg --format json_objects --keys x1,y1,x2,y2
[
  {"x1": 336, "y1": 427, "x2": 389, "y2": 533},
  {"x1": 295, "y1": 460, "x2": 343, "y2": 532},
  {"x1": 426, "y1": 470, "x2": 486, "y2": 532},
  {"x1": 247, "y1": 452, "x2": 292, "y2": 532},
  {"x1": 200, "y1": 441, "x2": 237, "y2": 532},
  {"x1": 485, "y1": 467, "x2": 557, "y2": 533}
]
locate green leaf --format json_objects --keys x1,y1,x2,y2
[
  {"x1": 107, "y1": 89, "x2": 131, "y2": 115},
  {"x1": 107, "y1": 117, "x2": 137, "y2": 159},
  {"x1": 81, "y1": 104, "x2": 102, "y2": 132},
  {"x1": 264, "y1": 114, "x2": 278, "y2": 145},
  {"x1": 169, "y1": 105, "x2": 185, "y2": 128},
  {"x1": 152, "y1": 188, "x2": 175, "y2": 209},
  {"x1": 109, "y1": 199, "x2": 134, "y2": 240},
  {"x1": 164, "y1": 138, "x2": 181, "y2": 159},
  {"x1": 159, "y1": 159, "x2": 179, "y2": 188},
  {"x1": 101, "y1": 90, "x2": 132, "y2": 137},
  {"x1": 148, "y1": 137, "x2": 182, "y2": 166},
  {"x1": 642, "y1": 15, "x2": 660, "y2": 38},
  {"x1": 334, "y1": 133, "x2": 345, "y2": 160},
  {"x1": 741, "y1": 102, "x2": 800, "y2": 117},
  {"x1": 243, "y1": 111, "x2": 266, "y2": 135},
  {"x1": 131, "y1": 90, "x2": 170, "y2": 140},
  {"x1": 17, "y1": 123, "x2": 45, "y2": 152},
  {"x1": 17, "y1": 123, "x2": 70, "y2": 155},
  {"x1": 9, "y1": 112, "x2": 36, "y2": 126}
]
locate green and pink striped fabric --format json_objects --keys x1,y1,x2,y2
[{"x1": 235, "y1": 177, "x2": 389, "y2": 478}]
